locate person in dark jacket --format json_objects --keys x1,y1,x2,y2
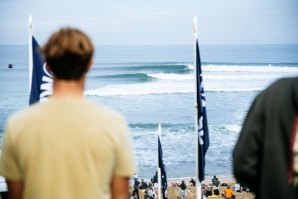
[
  {"x1": 179, "y1": 180, "x2": 187, "y2": 199},
  {"x1": 133, "y1": 177, "x2": 140, "y2": 199},
  {"x1": 139, "y1": 179, "x2": 148, "y2": 189},
  {"x1": 212, "y1": 175, "x2": 220, "y2": 186},
  {"x1": 233, "y1": 77, "x2": 298, "y2": 199}
]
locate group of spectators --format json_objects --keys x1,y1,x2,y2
[
  {"x1": 201, "y1": 176, "x2": 251, "y2": 199},
  {"x1": 131, "y1": 175, "x2": 252, "y2": 199},
  {"x1": 132, "y1": 177, "x2": 196, "y2": 199},
  {"x1": 203, "y1": 184, "x2": 221, "y2": 198},
  {"x1": 203, "y1": 184, "x2": 232, "y2": 198},
  {"x1": 132, "y1": 177, "x2": 157, "y2": 199}
]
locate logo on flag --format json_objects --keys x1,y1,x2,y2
[
  {"x1": 158, "y1": 133, "x2": 168, "y2": 199},
  {"x1": 29, "y1": 37, "x2": 53, "y2": 105},
  {"x1": 196, "y1": 39, "x2": 209, "y2": 182}
]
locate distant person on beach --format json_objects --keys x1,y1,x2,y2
[
  {"x1": 152, "y1": 171, "x2": 158, "y2": 183},
  {"x1": 233, "y1": 77, "x2": 298, "y2": 199},
  {"x1": 133, "y1": 177, "x2": 140, "y2": 199},
  {"x1": 147, "y1": 186, "x2": 156, "y2": 199},
  {"x1": 233, "y1": 182, "x2": 241, "y2": 192},
  {"x1": 211, "y1": 175, "x2": 220, "y2": 186},
  {"x1": 223, "y1": 186, "x2": 233, "y2": 199},
  {"x1": 201, "y1": 184, "x2": 207, "y2": 198},
  {"x1": 189, "y1": 178, "x2": 196, "y2": 186},
  {"x1": 149, "y1": 178, "x2": 154, "y2": 187},
  {"x1": 205, "y1": 185, "x2": 213, "y2": 197},
  {"x1": 179, "y1": 180, "x2": 187, "y2": 199},
  {"x1": 143, "y1": 190, "x2": 150, "y2": 199},
  {"x1": 139, "y1": 179, "x2": 148, "y2": 189},
  {"x1": 150, "y1": 172, "x2": 158, "y2": 195},
  {"x1": 0, "y1": 27, "x2": 136, "y2": 199},
  {"x1": 213, "y1": 185, "x2": 220, "y2": 195}
]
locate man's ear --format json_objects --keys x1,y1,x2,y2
[
  {"x1": 45, "y1": 63, "x2": 53, "y2": 76},
  {"x1": 85, "y1": 59, "x2": 93, "y2": 73}
]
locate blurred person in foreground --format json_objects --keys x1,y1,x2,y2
[
  {"x1": 233, "y1": 77, "x2": 298, "y2": 199},
  {"x1": 0, "y1": 27, "x2": 136, "y2": 199}
]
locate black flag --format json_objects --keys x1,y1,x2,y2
[
  {"x1": 158, "y1": 130, "x2": 168, "y2": 199},
  {"x1": 196, "y1": 39, "x2": 209, "y2": 182}
]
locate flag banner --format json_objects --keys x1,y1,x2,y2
[
  {"x1": 29, "y1": 36, "x2": 53, "y2": 105},
  {"x1": 158, "y1": 134, "x2": 168, "y2": 199},
  {"x1": 196, "y1": 39, "x2": 210, "y2": 182}
]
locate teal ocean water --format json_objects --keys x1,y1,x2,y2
[{"x1": 1, "y1": 44, "x2": 298, "y2": 179}]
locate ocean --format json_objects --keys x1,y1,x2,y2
[{"x1": 1, "y1": 44, "x2": 298, "y2": 179}]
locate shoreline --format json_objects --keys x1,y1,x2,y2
[
  {"x1": 132, "y1": 175, "x2": 255, "y2": 199},
  {"x1": 134, "y1": 175, "x2": 236, "y2": 184}
]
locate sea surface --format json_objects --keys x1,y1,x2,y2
[{"x1": 1, "y1": 44, "x2": 298, "y2": 179}]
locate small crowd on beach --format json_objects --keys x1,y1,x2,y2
[
  {"x1": 129, "y1": 175, "x2": 255, "y2": 199},
  {"x1": 130, "y1": 175, "x2": 157, "y2": 199},
  {"x1": 201, "y1": 176, "x2": 252, "y2": 199}
]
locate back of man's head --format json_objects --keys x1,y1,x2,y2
[{"x1": 42, "y1": 27, "x2": 94, "y2": 80}]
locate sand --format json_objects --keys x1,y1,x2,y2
[{"x1": 131, "y1": 176, "x2": 255, "y2": 199}]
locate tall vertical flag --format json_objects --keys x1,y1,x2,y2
[
  {"x1": 158, "y1": 124, "x2": 168, "y2": 199},
  {"x1": 194, "y1": 17, "x2": 209, "y2": 183},
  {"x1": 28, "y1": 15, "x2": 53, "y2": 105}
]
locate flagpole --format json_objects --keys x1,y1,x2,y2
[
  {"x1": 157, "y1": 124, "x2": 162, "y2": 199},
  {"x1": 28, "y1": 14, "x2": 33, "y2": 94},
  {"x1": 158, "y1": 167, "x2": 162, "y2": 199},
  {"x1": 193, "y1": 16, "x2": 202, "y2": 199}
]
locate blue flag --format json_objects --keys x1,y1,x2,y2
[
  {"x1": 158, "y1": 133, "x2": 168, "y2": 199},
  {"x1": 29, "y1": 36, "x2": 52, "y2": 105},
  {"x1": 196, "y1": 39, "x2": 209, "y2": 182}
]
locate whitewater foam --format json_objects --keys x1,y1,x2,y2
[
  {"x1": 85, "y1": 81, "x2": 194, "y2": 96},
  {"x1": 203, "y1": 65, "x2": 298, "y2": 72},
  {"x1": 84, "y1": 79, "x2": 268, "y2": 96},
  {"x1": 148, "y1": 73, "x2": 194, "y2": 80},
  {"x1": 148, "y1": 73, "x2": 284, "y2": 81}
]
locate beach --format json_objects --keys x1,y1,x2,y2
[
  {"x1": 132, "y1": 176, "x2": 255, "y2": 199},
  {"x1": 130, "y1": 176, "x2": 255, "y2": 199}
]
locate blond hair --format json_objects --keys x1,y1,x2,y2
[{"x1": 42, "y1": 28, "x2": 94, "y2": 80}]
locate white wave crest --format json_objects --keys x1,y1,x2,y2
[
  {"x1": 186, "y1": 64, "x2": 194, "y2": 70},
  {"x1": 84, "y1": 80, "x2": 267, "y2": 96},
  {"x1": 148, "y1": 73, "x2": 283, "y2": 81},
  {"x1": 85, "y1": 81, "x2": 194, "y2": 96},
  {"x1": 181, "y1": 63, "x2": 298, "y2": 73},
  {"x1": 203, "y1": 65, "x2": 298, "y2": 72},
  {"x1": 148, "y1": 73, "x2": 193, "y2": 80},
  {"x1": 223, "y1": 124, "x2": 242, "y2": 133},
  {"x1": 85, "y1": 64, "x2": 297, "y2": 96}
]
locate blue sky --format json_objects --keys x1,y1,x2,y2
[{"x1": 0, "y1": 0, "x2": 297, "y2": 45}]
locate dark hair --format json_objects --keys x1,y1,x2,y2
[
  {"x1": 180, "y1": 180, "x2": 187, "y2": 190},
  {"x1": 42, "y1": 27, "x2": 94, "y2": 80}
]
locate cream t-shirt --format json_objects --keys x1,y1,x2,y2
[{"x1": 0, "y1": 98, "x2": 136, "y2": 199}]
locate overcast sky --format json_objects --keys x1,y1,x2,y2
[{"x1": 0, "y1": 0, "x2": 297, "y2": 45}]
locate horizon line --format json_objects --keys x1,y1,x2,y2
[{"x1": 0, "y1": 43, "x2": 298, "y2": 46}]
